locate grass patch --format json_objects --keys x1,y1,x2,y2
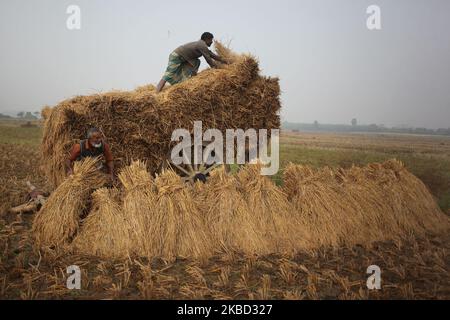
[{"x1": 0, "y1": 126, "x2": 42, "y2": 145}]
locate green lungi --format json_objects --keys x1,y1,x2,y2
[{"x1": 162, "y1": 52, "x2": 200, "y2": 85}]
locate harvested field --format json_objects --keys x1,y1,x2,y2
[
  {"x1": 1, "y1": 126, "x2": 450, "y2": 299},
  {"x1": 1, "y1": 40, "x2": 450, "y2": 299},
  {"x1": 1, "y1": 217, "x2": 450, "y2": 300}
]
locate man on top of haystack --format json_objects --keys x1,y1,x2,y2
[
  {"x1": 156, "y1": 32, "x2": 228, "y2": 93},
  {"x1": 66, "y1": 127, "x2": 114, "y2": 181}
]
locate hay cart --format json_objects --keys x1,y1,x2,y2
[{"x1": 41, "y1": 44, "x2": 281, "y2": 188}]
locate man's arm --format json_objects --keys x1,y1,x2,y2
[
  {"x1": 204, "y1": 53, "x2": 218, "y2": 68},
  {"x1": 66, "y1": 144, "x2": 81, "y2": 175},
  {"x1": 103, "y1": 143, "x2": 114, "y2": 178},
  {"x1": 66, "y1": 159, "x2": 73, "y2": 175},
  {"x1": 199, "y1": 46, "x2": 218, "y2": 68},
  {"x1": 209, "y1": 51, "x2": 228, "y2": 64}
]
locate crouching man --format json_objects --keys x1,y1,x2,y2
[{"x1": 66, "y1": 127, "x2": 114, "y2": 182}]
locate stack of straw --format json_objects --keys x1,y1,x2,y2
[
  {"x1": 118, "y1": 160, "x2": 156, "y2": 257},
  {"x1": 32, "y1": 157, "x2": 107, "y2": 247},
  {"x1": 193, "y1": 167, "x2": 268, "y2": 254},
  {"x1": 41, "y1": 42, "x2": 281, "y2": 188},
  {"x1": 72, "y1": 188, "x2": 131, "y2": 259},
  {"x1": 35, "y1": 153, "x2": 450, "y2": 258},
  {"x1": 151, "y1": 170, "x2": 213, "y2": 260},
  {"x1": 283, "y1": 159, "x2": 450, "y2": 247},
  {"x1": 236, "y1": 164, "x2": 312, "y2": 253}
]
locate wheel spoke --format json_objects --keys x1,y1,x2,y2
[
  {"x1": 182, "y1": 150, "x2": 195, "y2": 174},
  {"x1": 203, "y1": 163, "x2": 220, "y2": 175},
  {"x1": 171, "y1": 163, "x2": 191, "y2": 176}
]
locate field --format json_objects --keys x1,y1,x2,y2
[{"x1": 1, "y1": 121, "x2": 449, "y2": 299}]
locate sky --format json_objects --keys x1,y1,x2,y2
[{"x1": 0, "y1": 0, "x2": 449, "y2": 129}]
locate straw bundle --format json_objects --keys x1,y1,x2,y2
[
  {"x1": 283, "y1": 159, "x2": 450, "y2": 247},
  {"x1": 150, "y1": 169, "x2": 213, "y2": 260},
  {"x1": 236, "y1": 164, "x2": 312, "y2": 253},
  {"x1": 351, "y1": 160, "x2": 450, "y2": 233},
  {"x1": 72, "y1": 188, "x2": 132, "y2": 259},
  {"x1": 41, "y1": 42, "x2": 281, "y2": 188},
  {"x1": 118, "y1": 160, "x2": 156, "y2": 257},
  {"x1": 32, "y1": 157, "x2": 107, "y2": 247},
  {"x1": 193, "y1": 167, "x2": 268, "y2": 254}
]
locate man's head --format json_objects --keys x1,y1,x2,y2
[
  {"x1": 201, "y1": 32, "x2": 214, "y2": 47},
  {"x1": 86, "y1": 127, "x2": 103, "y2": 148}
]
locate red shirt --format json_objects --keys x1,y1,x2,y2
[{"x1": 69, "y1": 141, "x2": 113, "y2": 162}]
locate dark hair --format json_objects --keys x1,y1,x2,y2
[
  {"x1": 87, "y1": 127, "x2": 101, "y2": 139},
  {"x1": 201, "y1": 32, "x2": 214, "y2": 41}
]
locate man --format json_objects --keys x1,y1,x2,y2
[
  {"x1": 156, "y1": 32, "x2": 228, "y2": 92},
  {"x1": 66, "y1": 127, "x2": 114, "y2": 181}
]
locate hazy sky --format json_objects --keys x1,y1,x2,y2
[{"x1": 1, "y1": 0, "x2": 449, "y2": 128}]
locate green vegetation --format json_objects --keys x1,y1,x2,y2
[{"x1": 0, "y1": 123, "x2": 42, "y2": 145}]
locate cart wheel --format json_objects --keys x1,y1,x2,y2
[{"x1": 162, "y1": 141, "x2": 230, "y2": 183}]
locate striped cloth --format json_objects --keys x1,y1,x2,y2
[{"x1": 162, "y1": 51, "x2": 200, "y2": 85}]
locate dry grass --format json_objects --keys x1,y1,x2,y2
[
  {"x1": 72, "y1": 188, "x2": 131, "y2": 259},
  {"x1": 118, "y1": 160, "x2": 155, "y2": 258},
  {"x1": 151, "y1": 169, "x2": 213, "y2": 260},
  {"x1": 192, "y1": 167, "x2": 268, "y2": 254},
  {"x1": 37, "y1": 159, "x2": 450, "y2": 262},
  {"x1": 0, "y1": 144, "x2": 48, "y2": 216},
  {"x1": 236, "y1": 164, "x2": 312, "y2": 253},
  {"x1": 31, "y1": 157, "x2": 107, "y2": 248},
  {"x1": 73, "y1": 161, "x2": 213, "y2": 260},
  {"x1": 283, "y1": 159, "x2": 450, "y2": 248}
]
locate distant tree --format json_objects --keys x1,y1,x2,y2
[
  {"x1": 313, "y1": 120, "x2": 319, "y2": 129},
  {"x1": 17, "y1": 111, "x2": 24, "y2": 118},
  {"x1": 351, "y1": 118, "x2": 357, "y2": 126},
  {"x1": 436, "y1": 128, "x2": 449, "y2": 136},
  {"x1": 0, "y1": 113, "x2": 12, "y2": 119},
  {"x1": 33, "y1": 111, "x2": 40, "y2": 118}
]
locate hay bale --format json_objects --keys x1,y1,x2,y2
[
  {"x1": 32, "y1": 157, "x2": 107, "y2": 247},
  {"x1": 41, "y1": 43, "x2": 281, "y2": 188},
  {"x1": 283, "y1": 159, "x2": 450, "y2": 247},
  {"x1": 72, "y1": 188, "x2": 132, "y2": 259},
  {"x1": 236, "y1": 164, "x2": 312, "y2": 253}
]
